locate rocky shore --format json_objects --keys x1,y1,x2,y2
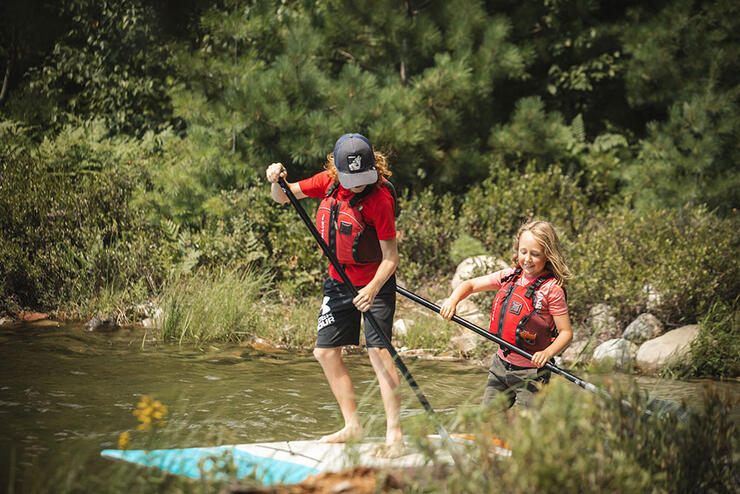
[{"x1": 1, "y1": 255, "x2": 701, "y2": 376}]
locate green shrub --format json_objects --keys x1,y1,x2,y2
[
  {"x1": 0, "y1": 122, "x2": 166, "y2": 317},
  {"x1": 458, "y1": 163, "x2": 591, "y2": 260},
  {"x1": 687, "y1": 299, "x2": 740, "y2": 378},
  {"x1": 567, "y1": 206, "x2": 740, "y2": 329},
  {"x1": 396, "y1": 188, "x2": 458, "y2": 287},
  {"x1": 418, "y1": 381, "x2": 738, "y2": 493},
  {"x1": 449, "y1": 234, "x2": 487, "y2": 266},
  {"x1": 263, "y1": 196, "x2": 326, "y2": 297}
]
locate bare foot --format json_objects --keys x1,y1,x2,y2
[
  {"x1": 318, "y1": 425, "x2": 363, "y2": 443},
  {"x1": 372, "y1": 439, "x2": 405, "y2": 458}
]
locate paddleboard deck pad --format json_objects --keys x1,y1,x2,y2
[{"x1": 101, "y1": 435, "x2": 509, "y2": 485}]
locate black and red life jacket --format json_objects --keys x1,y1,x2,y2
[
  {"x1": 315, "y1": 179, "x2": 399, "y2": 265},
  {"x1": 489, "y1": 268, "x2": 558, "y2": 355}
]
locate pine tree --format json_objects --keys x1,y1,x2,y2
[{"x1": 622, "y1": 0, "x2": 740, "y2": 213}]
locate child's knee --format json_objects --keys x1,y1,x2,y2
[{"x1": 313, "y1": 346, "x2": 339, "y2": 363}]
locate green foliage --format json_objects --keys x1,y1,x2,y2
[
  {"x1": 498, "y1": 0, "x2": 630, "y2": 131},
  {"x1": 458, "y1": 163, "x2": 590, "y2": 259},
  {"x1": 0, "y1": 122, "x2": 166, "y2": 316},
  {"x1": 160, "y1": 267, "x2": 272, "y2": 344},
  {"x1": 686, "y1": 299, "x2": 740, "y2": 378},
  {"x1": 567, "y1": 206, "x2": 740, "y2": 328},
  {"x1": 395, "y1": 188, "x2": 458, "y2": 286},
  {"x1": 169, "y1": 0, "x2": 530, "y2": 192},
  {"x1": 622, "y1": 0, "x2": 739, "y2": 109},
  {"x1": 619, "y1": 0, "x2": 740, "y2": 214},
  {"x1": 19, "y1": 0, "x2": 174, "y2": 136},
  {"x1": 488, "y1": 96, "x2": 575, "y2": 167},
  {"x1": 434, "y1": 381, "x2": 738, "y2": 493},
  {"x1": 487, "y1": 97, "x2": 628, "y2": 205},
  {"x1": 625, "y1": 89, "x2": 740, "y2": 214},
  {"x1": 449, "y1": 235, "x2": 487, "y2": 266}
]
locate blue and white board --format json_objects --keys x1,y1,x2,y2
[{"x1": 101, "y1": 435, "x2": 507, "y2": 485}]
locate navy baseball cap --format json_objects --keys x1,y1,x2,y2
[{"x1": 333, "y1": 133, "x2": 377, "y2": 188}]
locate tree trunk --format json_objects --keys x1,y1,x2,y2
[{"x1": 0, "y1": 58, "x2": 10, "y2": 107}]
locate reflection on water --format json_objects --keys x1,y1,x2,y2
[{"x1": 1, "y1": 322, "x2": 738, "y2": 487}]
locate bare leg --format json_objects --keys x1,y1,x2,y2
[
  {"x1": 313, "y1": 347, "x2": 363, "y2": 443},
  {"x1": 367, "y1": 347, "x2": 403, "y2": 455}
]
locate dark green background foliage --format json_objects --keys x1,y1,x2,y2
[
  {"x1": 0, "y1": 123, "x2": 166, "y2": 314},
  {"x1": 1, "y1": 0, "x2": 738, "y2": 375}
]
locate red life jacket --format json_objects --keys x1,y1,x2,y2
[
  {"x1": 315, "y1": 179, "x2": 398, "y2": 265},
  {"x1": 489, "y1": 268, "x2": 558, "y2": 355}
]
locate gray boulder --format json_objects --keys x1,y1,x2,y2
[
  {"x1": 141, "y1": 308, "x2": 164, "y2": 330},
  {"x1": 84, "y1": 317, "x2": 119, "y2": 332},
  {"x1": 393, "y1": 318, "x2": 414, "y2": 336},
  {"x1": 592, "y1": 338, "x2": 638, "y2": 369},
  {"x1": 588, "y1": 303, "x2": 621, "y2": 342},
  {"x1": 454, "y1": 298, "x2": 487, "y2": 327},
  {"x1": 623, "y1": 313, "x2": 664, "y2": 344},
  {"x1": 561, "y1": 339, "x2": 591, "y2": 365},
  {"x1": 451, "y1": 255, "x2": 509, "y2": 291},
  {"x1": 636, "y1": 324, "x2": 699, "y2": 373},
  {"x1": 435, "y1": 297, "x2": 488, "y2": 327},
  {"x1": 450, "y1": 332, "x2": 479, "y2": 357}
]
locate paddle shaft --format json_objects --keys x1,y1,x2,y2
[
  {"x1": 275, "y1": 177, "x2": 443, "y2": 415},
  {"x1": 395, "y1": 286, "x2": 603, "y2": 396}
]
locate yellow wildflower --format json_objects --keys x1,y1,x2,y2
[
  {"x1": 132, "y1": 395, "x2": 168, "y2": 431},
  {"x1": 118, "y1": 431, "x2": 130, "y2": 450}
]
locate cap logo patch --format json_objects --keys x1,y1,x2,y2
[{"x1": 347, "y1": 154, "x2": 362, "y2": 171}]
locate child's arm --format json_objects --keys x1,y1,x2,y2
[
  {"x1": 353, "y1": 237, "x2": 399, "y2": 312},
  {"x1": 531, "y1": 313, "x2": 573, "y2": 368},
  {"x1": 439, "y1": 274, "x2": 498, "y2": 320},
  {"x1": 266, "y1": 162, "x2": 307, "y2": 203}
]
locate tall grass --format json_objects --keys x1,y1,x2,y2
[{"x1": 160, "y1": 268, "x2": 272, "y2": 344}]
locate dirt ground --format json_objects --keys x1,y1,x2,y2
[{"x1": 223, "y1": 465, "x2": 444, "y2": 493}]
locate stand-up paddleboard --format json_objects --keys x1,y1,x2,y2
[{"x1": 101, "y1": 435, "x2": 510, "y2": 485}]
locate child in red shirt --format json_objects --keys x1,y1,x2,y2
[
  {"x1": 440, "y1": 220, "x2": 573, "y2": 408},
  {"x1": 266, "y1": 134, "x2": 402, "y2": 454}
]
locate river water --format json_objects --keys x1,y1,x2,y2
[{"x1": 1, "y1": 321, "x2": 738, "y2": 491}]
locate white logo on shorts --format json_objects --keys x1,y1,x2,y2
[
  {"x1": 320, "y1": 296, "x2": 331, "y2": 314},
  {"x1": 318, "y1": 296, "x2": 335, "y2": 330}
]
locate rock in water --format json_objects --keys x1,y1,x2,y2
[{"x1": 85, "y1": 317, "x2": 119, "y2": 332}]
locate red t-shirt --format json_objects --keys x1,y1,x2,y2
[
  {"x1": 488, "y1": 267, "x2": 568, "y2": 368},
  {"x1": 299, "y1": 171, "x2": 396, "y2": 286}
]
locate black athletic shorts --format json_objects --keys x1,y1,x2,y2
[{"x1": 315, "y1": 274, "x2": 396, "y2": 348}]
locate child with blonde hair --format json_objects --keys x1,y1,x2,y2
[{"x1": 441, "y1": 220, "x2": 573, "y2": 408}]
